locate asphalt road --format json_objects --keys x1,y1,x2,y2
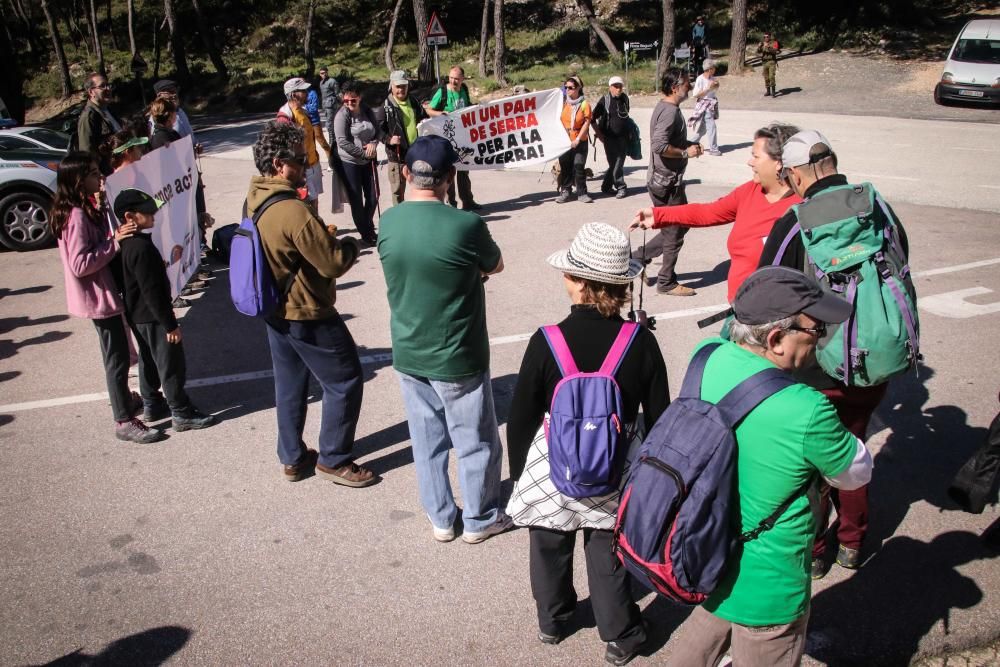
[{"x1": 1, "y1": 104, "x2": 998, "y2": 666}]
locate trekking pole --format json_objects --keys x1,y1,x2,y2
[{"x1": 371, "y1": 159, "x2": 382, "y2": 222}]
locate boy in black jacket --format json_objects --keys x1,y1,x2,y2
[{"x1": 113, "y1": 188, "x2": 216, "y2": 433}]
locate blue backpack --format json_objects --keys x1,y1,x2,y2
[
  {"x1": 613, "y1": 342, "x2": 805, "y2": 604},
  {"x1": 542, "y1": 322, "x2": 640, "y2": 498},
  {"x1": 229, "y1": 192, "x2": 298, "y2": 317}
]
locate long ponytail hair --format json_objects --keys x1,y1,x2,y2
[{"x1": 50, "y1": 152, "x2": 101, "y2": 240}]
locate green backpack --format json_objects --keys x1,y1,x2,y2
[{"x1": 773, "y1": 183, "x2": 920, "y2": 387}]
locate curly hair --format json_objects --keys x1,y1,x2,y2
[
  {"x1": 753, "y1": 123, "x2": 800, "y2": 163},
  {"x1": 49, "y1": 152, "x2": 101, "y2": 240},
  {"x1": 570, "y1": 276, "x2": 631, "y2": 318},
  {"x1": 149, "y1": 98, "x2": 176, "y2": 126},
  {"x1": 253, "y1": 121, "x2": 305, "y2": 176}
]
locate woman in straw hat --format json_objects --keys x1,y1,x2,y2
[{"x1": 506, "y1": 222, "x2": 669, "y2": 665}]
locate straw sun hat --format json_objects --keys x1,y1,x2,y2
[{"x1": 547, "y1": 223, "x2": 643, "y2": 285}]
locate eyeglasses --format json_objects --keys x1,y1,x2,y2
[
  {"x1": 565, "y1": 85, "x2": 577, "y2": 90},
  {"x1": 342, "y1": 98, "x2": 360, "y2": 105},
  {"x1": 788, "y1": 323, "x2": 827, "y2": 338}
]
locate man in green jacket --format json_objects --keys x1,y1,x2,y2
[{"x1": 77, "y1": 72, "x2": 122, "y2": 175}]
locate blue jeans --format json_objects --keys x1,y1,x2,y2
[
  {"x1": 265, "y1": 314, "x2": 363, "y2": 469},
  {"x1": 396, "y1": 370, "x2": 503, "y2": 533}
]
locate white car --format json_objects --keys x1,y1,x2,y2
[
  {"x1": 0, "y1": 147, "x2": 60, "y2": 251},
  {"x1": 935, "y1": 19, "x2": 1000, "y2": 106},
  {"x1": 0, "y1": 126, "x2": 71, "y2": 152}
]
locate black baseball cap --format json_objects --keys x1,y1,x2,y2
[
  {"x1": 113, "y1": 188, "x2": 164, "y2": 219},
  {"x1": 733, "y1": 266, "x2": 852, "y2": 325},
  {"x1": 405, "y1": 135, "x2": 459, "y2": 176},
  {"x1": 153, "y1": 79, "x2": 179, "y2": 94}
]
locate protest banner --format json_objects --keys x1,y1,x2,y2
[
  {"x1": 105, "y1": 135, "x2": 200, "y2": 299},
  {"x1": 419, "y1": 88, "x2": 572, "y2": 171}
]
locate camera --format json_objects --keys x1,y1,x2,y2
[{"x1": 628, "y1": 309, "x2": 656, "y2": 330}]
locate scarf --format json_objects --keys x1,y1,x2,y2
[{"x1": 566, "y1": 94, "x2": 585, "y2": 130}]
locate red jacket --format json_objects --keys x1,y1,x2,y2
[{"x1": 652, "y1": 180, "x2": 801, "y2": 301}]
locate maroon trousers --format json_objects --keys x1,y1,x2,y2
[{"x1": 812, "y1": 382, "x2": 888, "y2": 556}]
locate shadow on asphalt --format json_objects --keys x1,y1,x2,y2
[
  {"x1": 675, "y1": 260, "x2": 731, "y2": 291},
  {"x1": 37, "y1": 624, "x2": 191, "y2": 666}
]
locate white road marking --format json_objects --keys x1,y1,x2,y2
[
  {"x1": 978, "y1": 185, "x2": 1000, "y2": 190},
  {"x1": 3, "y1": 257, "x2": 999, "y2": 415}
]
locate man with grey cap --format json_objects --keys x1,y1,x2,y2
[
  {"x1": 378, "y1": 135, "x2": 510, "y2": 544},
  {"x1": 381, "y1": 70, "x2": 428, "y2": 205},
  {"x1": 670, "y1": 264, "x2": 872, "y2": 667},
  {"x1": 759, "y1": 129, "x2": 913, "y2": 579},
  {"x1": 592, "y1": 75, "x2": 632, "y2": 198}
]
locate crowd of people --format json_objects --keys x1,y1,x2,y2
[{"x1": 52, "y1": 61, "x2": 979, "y2": 666}]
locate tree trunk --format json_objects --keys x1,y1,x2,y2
[
  {"x1": 40, "y1": 0, "x2": 72, "y2": 98},
  {"x1": 189, "y1": 0, "x2": 228, "y2": 79},
  {"x1": 303, "y1": 0, "x2": 316, "y2": 79},
  {"x1": 106, "y1": 0, "x2": 119, "y2": 50},
  {"x1": 411, "y1": 0, "x2": 431, "y2": 82},
  {"x1": 0, "y1": 12, "x2": 24, "y2": 124},
  {"x1": 384, "y1": 0, "x2": 405, "y2": 73},
  {"x1": 152, "y1": 17, "x2": 163, "y2": 80},
  {"x1": 574, "y1": 0, "x2": 620, "y2": 58},
  {"x1": 61, "y1": 3, "x2": 82, "y2": 50},
  {"x1": 8, "y1": 0, "x2": 38, "y2": 56},
  {"x1": 127, "y1": 0, "x2": 136, "y2": 56},
  {"x1": 88, "y1": 0, "x2": 106, "y2": 76},
  {"x1": 493, "y1": 0, "x2": 507, "y2": 87},
  {"x1": 657, "y1": 0, "x2": 675, "y2": 77},
  {"x1": 478, "y1": 0, "x2": 490, "y2": 78},
  {"x1": 729, "y1": 0, "x2": 749, "y2": 74},
  {"x1": 163, "y1": 0, "x2": 189, "y2": 81}
]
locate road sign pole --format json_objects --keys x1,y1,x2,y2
[
  {"x1": 624, "y1": 42, "x2": 629, "y2": 93},
  {"x1": 434, "y1": 44, "x2": 440, "y2": 84}
]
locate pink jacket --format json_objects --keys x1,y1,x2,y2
[{"x1": 57, "y1": 207, "x2": 124, "y2": 320}]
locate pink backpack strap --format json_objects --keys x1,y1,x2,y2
[
  {"x1": 598, "y1": 322, "x2": 641, "y2": 376},
  {"x1": 541, "y1": 325, "x2": 579, "y2": 377}
]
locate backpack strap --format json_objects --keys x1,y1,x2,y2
[
  {"x1": 597, "y1": 322, "x2": 640, "y2": 376},
  {"x1": 678, "y1": 342, "x2": 723, "y2": 399},
  {"x1": 245, "y1": 191, "x2": 302, "y2": 296},
  {"x1": 541, "y1": 325, "x2": 579, "y2": 377},
  {"x1": 714, "y1": 366, "x2": 796, "y2": 428},
  {"x1": 771, "y1": 221, "x2": 802, "y2": 266},
  {"x1": 739, "y1": 474, "x2": 814, "y2": 543}
]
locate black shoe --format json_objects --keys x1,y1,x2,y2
[
  {"x1": 538, "y1": 630, "x2": 563, "y2": 645},
  {"x1": 361, "y1": 234, "x2": 378, "y2": 246},
  {"x1": 143, "y1": 397, "x2": 171, "y2": 422},
  {"x1": 764, "y1": 89, "x2": 771, "y2": 97},
  {"x1": 605, "y1": 640, "x2": 639, "y2": 666},
  {"x1": 172, "y1": 297, "x2": 191, "y2": 308},
  {"x1": 811, "y1": 557, "x2": 832, "y2": 580},
  {"x1": 600, "y1": 186, "x2": 615, "y2": 195},
  {"x1": 836, "y1": 545, "x2": 861, "y2": 570},
  {"x1": 462, "y1": 201, "x2": 483, "y2": 211},
  {"x1": 172, "y1": 406, "x2": 217, "y2": 432}
]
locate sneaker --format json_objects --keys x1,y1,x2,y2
[
  {"x1": 143, "y1": 397, "x2": 171, "y2": 422},
  {"x1": 316, "y1": 461, "x2": 379, "y2": 487},
  {"x1": 811, "y1": 557, "x2": 832, "y2": 580},
  {"x1": 656, "y1": 284, "x2": 697, "y2": 296},
  {"x1": 605, "y1": 640, "x2": 639, "y2": 666},
  {"x1": 707, "y1": 149, "x2": 723, "y2": 156},
  {"x1": 462, "y1": 512, "x2": 514, "y2": 544},
  {"x1": 555, "y1": 191, "x2": 572, "y2": 204},
  {"x1": 428, "y1": 516, "x2": 456, "y2": 543},
  {"x1": 172, "y1": 406, "x2": 217, "y2": 431},
  {"x1": 284, "y1": 448, "x2": 318, "y2": 482},
  {"x1": 115, "y1": 418, "x2": 166, "y2": 444},
  {"x1": 172, "y1": 297, "x2": 191, "y2": 308},
  {"x1": 615, "y1": 188, "x2": 627, "y2": 199},
  {"x1": 836, "y1": 544, "x2": 861, "y2": 569},
  {"x1": 577, "y1": 193, "x2": 594, "y2": 204},
  {"x1": 538, "y1": 630, "x2": 563, "y2": 645}
]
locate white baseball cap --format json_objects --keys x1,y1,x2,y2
[
  {"x1": 608, "y1": 76, "x2": 624, "y2": 87},
  {"x1": 782, "y1": 130, "x2": 834, "y2": 168}
]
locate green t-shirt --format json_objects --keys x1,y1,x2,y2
[
  {"x1": 429, "y1": 85, "x2": 471, "y2": 113},
  {"x1": 693, "y1": 338, "x2": 856, "y2": 626},
  {"x1": 397, "y1": 100, "x2": 418, "y2": 144},
  {"x1": 378, "y1": 201, "x2": 502, "y2": 380}
]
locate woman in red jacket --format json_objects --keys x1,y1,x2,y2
[{"x1": 629, "y1": 122, "x2": 800, "y2": 302}]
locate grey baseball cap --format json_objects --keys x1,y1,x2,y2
[
  {"x1": 733, "y1": 266, "x2": 852, "y2": 325},
  {"x1": 782, "y1": 129, "x2": 834, "y2": 168}
]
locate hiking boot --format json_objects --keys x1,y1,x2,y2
[
  {"x1": 142, "y1": 396, "x2": 171, "y2": 422},
  {"x1": 115, "y1": 418, "x2": 166, "y2": 444},
  {"x1": 577, "y1": 193, "x2": 594, "y2": 204},
  {"x1": 284, "y1": 448, "x2": 318, "y2": 482},
  {"x1": 656, "y1": 284, "x2": 697, "y2": 296},
  {"x1": 428, "y1": 516, "x2": 456, "y2": 543},
  {"x1": 811, "y1": 557, "x2": 832, "y2": 580},
  {"x1": 836, "y1": 545, "x2": 861, "y2": 569},
  {"x1": 605, "y1": 640, "x2": 640, "y2": 666},
  {"x1": 462, "y1": 512, "x2": 514, "y2": 544},
  {"x1": 172, "y1": 406, "x2": 217, "y2": 431},
  {"x1": 764, "y1": 89, "x2": 771, "y2": 97},
  {"x1": 615, "y1": 188, "x2": 627, "y2": 199},
  {"x1": 538, "y1": 630, "x2": 563, "y2": 645},
  {"x1": 316, "y1": 461, "x2": 378, "y2": 487},
  {"x1": 555, "y1": 191, "x2": 572, "y2": 204}
]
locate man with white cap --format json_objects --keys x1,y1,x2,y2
[
  {"x1": 592, "y1": 76, "x2": 632, "y2": 199},
  {"x1": 670, "y1": 265, "x2": 872, "y2": 666},
  {"x1": 378, "y1": 135, "x2": 510, "y2": 545},
  {"x1": 276, "y1": 76, "x2": 331, "y2": 210},
  {"x1": 759, "y1": 130, "x2": 914, "y2": 580},
  {"x1": 381, "y1": 70, "x2": 428, "y2": 205},
  {"x1": 688, "y1": 60, "x2": 722, "y2": 156}
]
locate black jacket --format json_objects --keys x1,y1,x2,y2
[
  {"x1": 593, "y1": 93, "x2": 631, "y2": 138},
  {"x1": 119, "y1": 233, "x2": 178, "y2": 331},
  {"x1": 77, "y1": 102, "x2": 121, "y2": 174},
  {"x1": 381, "y1": 95, "x2": 429, "y2": 163},
  {"x1": 150, "y1": 126, "x2": 182, "y2": 151}
]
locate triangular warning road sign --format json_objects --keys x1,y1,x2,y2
[{"x1": 426, "y1": 11, "x2": 447, "y2": 38}]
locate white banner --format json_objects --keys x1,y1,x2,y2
[
  {"x1": 105, "y1": 135, "x2": 200, "y2": 299},
  {"x1": 419, "y1": 88, "x2": 572, "y2": 170}
]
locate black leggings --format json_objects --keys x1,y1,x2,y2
[
  {"x1": 93, "y1": 315, "x2": 133, "y2": 422},
  {"x1": 341, "y1": 161, "x2": 378, "y2": 239},
  {"x1": 557, "y1": 140, "x2": 589, "y2": 194}
]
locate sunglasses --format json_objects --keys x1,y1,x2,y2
[
  {"x1": 565, "y1": 85, "x2": 577, "y2": 90},
  {"x1": 788, "y1": 323, "x2": 827, "y2": 338},
  {"x1": 342, "y1": 98, "x2": 360, "y2": 104}
]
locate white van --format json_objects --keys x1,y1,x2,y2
[{"x1": 935, "y1": 19, "x2": 1000, "y2": 105}]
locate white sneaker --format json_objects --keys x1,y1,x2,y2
[
  {"x1": 462, "y1": 512, "x2": 514, "y2": 544},
  {"x1": 428, "y1": 516, "x2": 455, "y2": 543}
]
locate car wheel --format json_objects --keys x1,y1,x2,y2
[
  {"x1": 933, "y1": 84, "x2": 948, "y2": 106},
  {"x1": 0, "y1": 191, "x2": 54, "y2": 251}
]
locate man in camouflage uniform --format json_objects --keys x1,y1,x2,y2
[{"x1": 758, "y1": 33, "x2": 780, "y2": 97}]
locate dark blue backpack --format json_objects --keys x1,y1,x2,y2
[
  {"x1": 229, "y1": 192, "x2": 298, "y2": 317},
  {"x1": 613, "y1": 342, "x2": 804, "y2": 604},
  {"x1": 542, "y1": 321, "x2": 640, "y2": 498}
]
